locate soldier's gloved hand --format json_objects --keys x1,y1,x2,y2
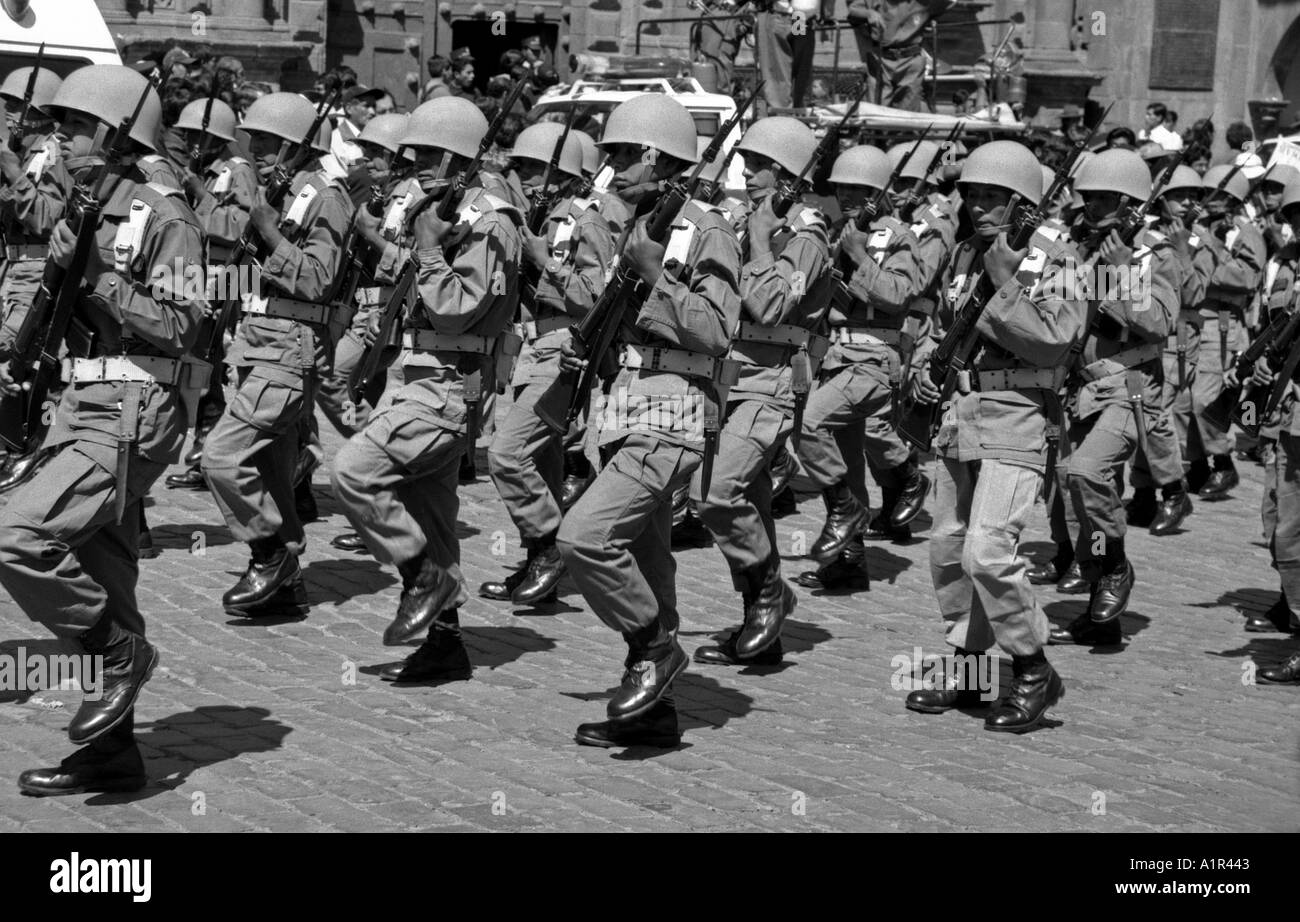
[
  {"x1": 984, "y1": 231, "x2": 1028, "y2": 289},
  {"x1": 558, "y1": 336, "x2": 587, "y2": 374},
  {"x1": 1098, "y1": 228, "x2": 1133, "y2": 267},
  {"x1": 413, "y1": 204, "x2": 455, "y2": 249},
  {"x1": 0, "y1": 361, "x2": 19, "y2": 397},
  {"x1": 249, "y1": 204, "x2": 283, "y2": 249},
  {"x1": 747, "y1": 195, "x2": 784, "y2": 243},
  {"x1": 49, "y1": 219, "x2": 78, "y2": 270},
  {"x1": 1252, "y1": 355, "x2": 1277, "y2": 388},
  {"x1": 0, "y1": 147, "x2": 23, "y2": 184},
  {"x1": 909, "y1": 359, "x2": 941, "y2": 405},
  {"x1": 626, "y1": 220, "x2": 665, "y2": 286},
  {"x1": 521, "y1": 230, "x2": 549, "y2": 270}
]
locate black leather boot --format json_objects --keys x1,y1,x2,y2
[
  {"x1": 1049, "y1": 610, "x2": 1123, "y2": 646},
  {"x1": 560, "y1": 452, "x2": 594, "y2": 511},
  {"x1": 330, "y1": 532, "x2": 368, "y2": 553},
  {"x1": 694, "y1": 630, "x2": 784, "y2": 666},
  {"x1": 1150, "y1": 482, "x2": 1192, "y2": 535},
  {"x1": 1186, "y1": 457, "x2": 1211, "y2": 494},
  {"x1": 794, "y1": 534, "x2": 869, "y2": 590},
  {"x1": 380, "y1": 615, "x2": 473, "y2": 682},
  {"x1": 511, "y1": 535, "x2": 565, "y2": 604},
  {"x1": 479, "y1": 544, "x2": 536, "y2": 601},
  {"x1": 888, "y1": 461, "x2": 930, "y2": 529},
  {"x1": 984, "y1": 651, "x2": 1064, "y2": 733},
  {"x1": 68, "y1": 621, "x2": 159, "y2": 745},
  {"x1": 607, "y1": 640, "x2": 688, "y2": 720},
  {"x1": 1027, "y1": 543, "x2": 1074, "y2": 585},
  {"x1": 19, "y1": 740, "x2": 146, "y2": 796},
  {"x1": 165, "y1": 465, "x2": 208, "y2": 490},
  {"x1": 576, "y1": 700, "x2": 682, "y2": 748},
  {"x1": 1199, "y1": 455, "x2": 1239, "y2": 500},
  {"x1": 0, "y1": 446, "x2": 54, "y2": 495},
  {"x1": 1125, "y1": 487, "x2": 1157, "y2": 528},
  {"x1": 1089, "y1": 545, "x2": 1134, "y2": 623},
  {"x1": 384, "y1": 555, "x2": 461, "y2": 646},
  {"x1": 810, "y1": 482, "x2": 868, "y2": 563},
  {"x1": 770, "y1": 445, "x2": 797, "y2": 496},
  {"x1": 1056, "y1": 560, "x2": 1089, "y2": 594},
  {"x1": 734, "y1": 555, "x2": 796, "y2": 659},
  {"x1": 865, "y1": 507, "x2": 910, "y2": 542},
  {"x1": 771, "y1": 485, "x2": 798, "y2": 519},
  {"x1": 1258, "y1": 651, "x2": 1300, "y2": 684},
  {"x1": 1244, "y1": 594, "x2": 1300, "y2": 633},
  {"x1": 905, "y1": 648, "x2": 990, "y2": 713},
  {"x1": 223, "y1": 537, "x2": 307, "y2": 617}
]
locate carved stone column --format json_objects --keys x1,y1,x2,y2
[{"x1": 1020, "y1": 0, "x2": 1102, "y2": 122}]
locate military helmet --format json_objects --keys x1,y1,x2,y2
[
  {"x1": 48, "y1": 65, "x2": 162, "y2": 153},
  {"x1": 1137, "y1": 141, "x2": 1167, "y2": 162},
  {"x1": 1261, "y1": 163, "x2": 1300, "y2": 192},
  {"x1": 174, "y1": 97, "x2": 238, "y2": 143},
  {"x1": 402, "y1": 96, "x2": 487, "y2": 157},
  {"x1": 572, "y1": 129, "x2": 599, "y2": 176},
  {"x1": 1202, "y1": 163, "x2": 1250, "y2": 203},
  {"x1": 357, "y1": 113, "x2": 409, "y2": 154},
  {"x1": 0, "y1": 66, "x2": 61, "y2": 118},
  {"x1": 829, "y1": 145, "x2": 890, "y2": 190},
  {"x1": 509, "y1": 121, "x2": 584, "y2": 179},
  {"x1": 1073, "y1": 149, "x2": 1152, "y2": 201},
  {"x1": 1159, "y1": 165, "x2": 1204, "y2": 197},
  {"x1": 736, "y1": 116, "x2": 817, "y2": 177},
  {"x1": 598, "y1": 94, "x2": 699, "y2": 164},
  {"x1": 957, "y1": 140, "x2": 1042, "y2": 204},
  {"x1": 240, "y1": 92, "x2": 320, "y2": 148},
  {"x1": 887, "y1": 140, "x2": 938, "y2": 183},
  {"x1": 1279, "y1": 175, "x2": 1300, "y2": 219},
  {"x1": 1040, "y1": 164, "x2": 1055, "y2": 195}
]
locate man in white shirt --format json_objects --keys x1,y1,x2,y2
[{"x1": 1138, "y1": 101, "x2": 1184, "y2": 151}]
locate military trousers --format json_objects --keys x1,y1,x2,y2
[
  {"x1": 698, "y1": 398, "x2": 791, "y2": 587},
  {"x1": 202, "y1": 365, "x2": 315, "y2": 554},
  {"x1": 1063, "y1": 403, "x2": 1139, "y2": 580},
  {"x1": 929, "y1": 457, "x2": 1049, "y2": 657},
  {"x1": 316, "y1": 328, "x2": 386, "y2": 439},
  {"x1": 0, "y1": 443, "x2": 163, "y2": 639},
  {"x1": 1271, "y1": 433, "x2": 1300, "y2": 614},
  {"x1": 799, "y1": 362, "x2": 911, "y2": 506},
  {"x1": 1131, "y1": 355, "x2": 1186, "y2": 489},
  {"x1": 1178, "y1": 315, "x2": 1236, "y2": 460},
  {"x1": 558, "y1": 433, "x2": 699, "y2": 649},
  {"x1": 488, "y1": 380, "x2": 564, "y2": 543}
]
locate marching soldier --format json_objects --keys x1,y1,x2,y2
[
  {"x1": 556, "y1": 94, "x2": 741, "y2": 748},
  {"x1": 330, "y1": 96, "x2": 523, "y2": 682},
  {"x1": 480, "y1": 121, "x2": 613, "y2": 606},
  {"x1": 694, "y1": 116, "x2": 833, "y2": 667},
  {"x1": 1125, "y1": 165, "x2": 1208, "y2": 536},
  {"x1": 1046, "y1": 150, "x2": 1178, "y2": 647},
  {"x1": 794, "y1": 145, "x2": 928, "y2": 592},
  {"x1": 0, "y1": 65, "x2": 68, "y2": 493},
  {"x1": 1178, "y1": 165, "x2": 1265, "y2": 501},
  {"x1": 164, "y1": 95, "x2": 259, "y2": 492},
  {"x1": 905, "y1": 141, "x2": 1087, "y2": 732},
  {"x1": 0, "y1": 65, "x2": 208, "y2": 794},
  {"x1": 201, "y1": 92, "x2": 354, "y2": 618}
]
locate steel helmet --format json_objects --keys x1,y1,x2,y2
[
  {"x1": 402, "y1": 96, "x2": 487, "y2": 157},
  {"x1": 957, "y1": 140, "x2": 1042, "y2": 204},
  {"x1": 1040, "y1": 164, "x2": 1055, "y2": 194},
  {"x1": 597, "y1": 94, "x2": 699, "y2": 164},
  {"x1": 0, "y1": 67, "x2": 61, "y2": 118},
  {"x1": 1280, "y1": 175, "x2": 1300, "y2": 218},
  {"x1": 888, "y1": 140, "x2": 938, "y2": 182},
  {"x1": 736, "y1": 116, "x2": 818, "y2": 177},
  {"x1": 1068, "y1": 149, "x2": 1092, "y2": 178},
  {"x1": 48, "y1": 65, "x2": 162, "y2": 153},
  {"x1": 240, "y1": 92, "x2": 319, "y2": 147},
  {"x1": 1073, "y1": 149, "x2": 1151, "y2": 201},
  {"x1": 1137, "y1": 141, "x2": 1167, "y2": 162},
  {"x1": 1262, "y1": 163, "x2": 1300, "y2": 191},
  {"x1": 357, "y1": 113, "x2": 409, "y2": 154},
  {"x1": 1159, "y1": 164, "x2": 1203, "y2": 197},
  {"x1": 174, "y1": 97, "x2": 238, "y2": 143},
  {"x1": 829, "y1": 145, "x2": 890, "y2": 190},
  {"x1": 1202, "y1": 163, "x2": 1249, "y2": 203},
  {"x1": 572, "y1": 129, "x2": 599, "y2": 176},
  {"x1": 509, "y1": 121, "x2": 584, "y2": 179}
]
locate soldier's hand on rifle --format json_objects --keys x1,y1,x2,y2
[
  {"x1": 1251, "y1": 355, "x2": 1277, "y2": 389},
  {"x1": 626, "y1": 220, "x2": 665, "y2": 286},
  {"x1": 359, "y1": 312, "x2": 381, "y2": 348},
  {"x1": 558, "y1": 336, "x2": 587, "y2": 374},
  {"x1": 184, "y1": 170, "x2": 207, "y2": 204},
  {"x1": 249, "y1": 204, "x2": 283, "y2": 250},
  {"x1": 49, "y1": 219, "x2": 78, "y2": 270},
  {"x1": 413, "y1": 205, "x2": 455, "y2": 249},
  {"x1": 984, "y1": 232, "x2": 1028, "y2": 289},
  {"x1": 0, "y1": 361, "x2": 19, "y2": 397},
  {"x1": 909, "y1": 358, "x2": 941, "y2": 405},
  {"x1": 747, "y1": 195, "x2": 784, "y2": 244},
  {"x1": 0, "y1": 147, "x2": 22, "y2": 184},
  {"x1": 1098, "y1": 228, "x2": 1133, "y2": 268},
  {"x1": 522, "y1": 230, "x2": 549, "y2": 270},
  {"x1": 1165, "y1": 214, "x2": 1191, "y2": 256},
  {"x1": 840, "y1": 221, "x2": 869, "y2": 264}
]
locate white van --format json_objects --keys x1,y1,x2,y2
[{"x1": 0, "y1": 0, "x2": 122, "y2": 77}]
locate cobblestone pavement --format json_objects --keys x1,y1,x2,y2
[{"x1": 0, "y1": 404, "x2": 1297, "y2": 832}]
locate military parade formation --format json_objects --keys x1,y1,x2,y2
[{"x1": 0, "y1": 56, "x2": 1297, "y2": 800}]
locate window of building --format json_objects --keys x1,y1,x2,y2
[{"x1": 1149, "y1": 0, "x2": 1220, "y2": 91}]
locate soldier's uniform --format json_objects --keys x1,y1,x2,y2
[
  {"x1": 135, "y1": 151, "x2": 185, "y2": 191},
  {"x1": 202, "y1": 158, "x2": 353, "y2": 612}
]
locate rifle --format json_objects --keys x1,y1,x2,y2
[
  {"x1": 197, "y1": 84, "x2": 341, "y2": 369},
  {"x1": 347, "y1": 76, "x2": 532, "y2": 420},
  {"x1": 855, "y1": 125, "x2": 931, "y2": 230},
  {"x1": 899, "y1": 120, "x2": 962, "y2": 219},
  {"x1": 1184, "y1": 160, "x2": 1247, "y2": 227},
  {"x1": 0, "y1": 81, "x2": 152, "y2": 453},
  {"x1": 189, "y1": 71, "x2": 221, "y2": 172},
  {"x1": 769, "y1": 81, "x2": 869, "y2": 220},
  {"x1": 526, "y1": 106, "x2": 579, "y2": 235},
  {"x1": 893, "y1": 105, "x2": 1112, "y2": 453},
  {"x1": 530, "y1": 80, "x2": 766, "y2": 455},
  {"x1": 9, "y1": 43, "x2": 44, "y2": 156},
  {"x1": 1203, "y1": 294, "x2": 1300, "y2": 435}
]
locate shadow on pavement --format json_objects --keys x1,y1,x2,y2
[
  {"x1": 607, "y1": 672, "x2": 757, "y2": 761},
  {"x1": 301, "y1": 557, "x2": 398, "y2": 605},
  {"x1": 149, "y1": 523, "x2": 238, "y2": 552}
]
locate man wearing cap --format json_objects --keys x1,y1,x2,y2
[
  {"x1": 331, "y1": 96, "x2": 523, "y2": 682},
  {"x1": 905, "y1": 140, "x2": 1087, "y2": 732},
  {"x1": 556, "y1": 94, "x2": 741, "y2": 749},
  {"x1": 849, "y1": 0, "x2": 956, "y2": 112},
  {"x1": 163, "y1": 46, "x2": 198, "y2": 80},
  {"x1": 0, "y1": 65, "x2": 209, "y2": 795},
  {"x1": 520, "y1": 35, "x2": 549, "y2": 74},
  {"x1": 201, "y1": 92, "x2": 355, "y2": 619},
  {"x1": 332, "y1": 85, "x2": 383, "y2": 170}
]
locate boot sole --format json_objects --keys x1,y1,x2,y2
[
  {"x1": 574, "y1": 729, "x2": 681, "y2": 748},
  {"x1": 69, "y1": 646, "x2": 159, "y2": 746},
  {"x1": 381, "y1": 667, "x2": 473, "y2": 684},
  {"x1": 19, "y1": 776, "x2": 147, "y2": 797}
]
